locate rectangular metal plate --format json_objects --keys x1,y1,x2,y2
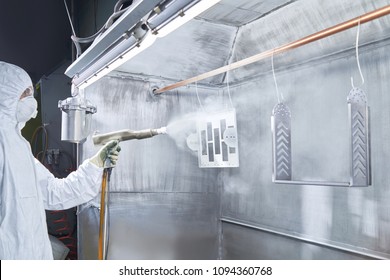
[
  {"x1": 197, "y1": 109, "x2": 239, "y2": 168},
  {"x1": 348, "y1": 88, "x2": 371, "y2": 187},
  {"x1": 271, "y1": 103, "x2": 292, "y2": 181}
]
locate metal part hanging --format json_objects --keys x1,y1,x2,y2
[
  {"x1": 271, "y1": 91, "x2": 371, "y2": 187},
  {"x1": 271, "y1": 103, "x2": 292, "y2": 181},
  {"x1": 348, "y1": 87, "x2": 371, "y2": 186},
  {"x1": 197, "y1": 109, "x2": 239, "y2": 168}
]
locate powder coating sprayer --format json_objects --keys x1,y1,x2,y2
[
  {"x1": 92, "y1": 127, "x2": 167, "y2": 260},
  {"x1": 92, "y1": 127, "x2": 167, "y2": 145}
]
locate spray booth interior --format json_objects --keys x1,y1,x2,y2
[{"x1": 58, "y1": 0, "x2": 390, "y2": 259}]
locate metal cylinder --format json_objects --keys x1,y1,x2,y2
[{"x1": 58, "y1": 97, "x2": 97, "y2": 143}]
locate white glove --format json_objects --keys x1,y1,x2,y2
[{"x1": 89, "y1": 140, "x2": 121, "y2": 168}]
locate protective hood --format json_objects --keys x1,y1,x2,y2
[{"x1": 0, "y1": 61, "x2": 33, "y2": 126}]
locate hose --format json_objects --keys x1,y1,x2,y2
[
  {"x1": 68, "y1": 0, "x2": 134, "y2": 58},
  {"x1": 31, "y1": 126, "x2": 48, "y2": 163},
  {"x1": 98, "y1": 168, "x2": 112, "y2": 260},
  {"x1": 114, "y1": 0, "x2": 133, "y2": 12}
]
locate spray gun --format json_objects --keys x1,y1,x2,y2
[{"x1": 92, "y1": 127, "x2": 167, "y2": 145}]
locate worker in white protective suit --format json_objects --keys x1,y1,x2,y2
[{"x1": 0, "y1": 61, "x2": 121, "y2": 260}]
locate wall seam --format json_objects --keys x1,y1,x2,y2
[{"x1": 221, "y1": 217, "x2": 390, "y2": 260}]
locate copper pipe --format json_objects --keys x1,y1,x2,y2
[{"x1": 155, "y1": 5, "x2": 390, "y2": 94}]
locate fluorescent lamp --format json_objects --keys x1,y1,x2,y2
[
  {"x1": 77, "y1": 0, "x2": 221, "y2": 89},
  {"x1": 78, "y1": 34, "x2": 156, "y2": 89},
  {"x1": 156, "y1": 0, "x2": 221, "y2": 38}
]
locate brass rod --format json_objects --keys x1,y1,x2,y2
[
  {"x1": 155, "y1": 5, "x2": 390, "y2": 94},
  {"x1": 98, "y1": 170, "x2": 108, "y2": 260}
]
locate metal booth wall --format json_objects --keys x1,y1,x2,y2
[
  {"x1": 79, "y1": 78, "x2": 221, "y2": 259},
  {"x1": 74, "y1": 0, "x2": 390, "y2": 260},
  {"x1": 221, "y1": 0, "x2": 390, "y2": 259}
]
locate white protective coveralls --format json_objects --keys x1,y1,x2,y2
[{"x1": 0, "y1": 62, "x2": 104, "y2": 259}]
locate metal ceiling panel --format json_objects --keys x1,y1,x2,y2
[
  {"x1": 115, "y1": 19, "x2": 236, "y2": 84},
  {"x1": 228, "y1": 0, "x2": 390, "y2": 83},
  {"x1": 221, "y1": 0, "x2": 293, "y2": 13},
  {"x1": 198, "y1": 0, "x2": 293, "y2": 26},
  {"x1": 197, "y1": 3, "x2": 262, "y2": 26}
]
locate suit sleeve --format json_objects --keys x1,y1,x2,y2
[{"x1": 35, "y1": 158, "x2": 103, "y2": 210}]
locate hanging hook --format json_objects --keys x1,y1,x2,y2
[
  {"x1": 351, "y1": 17, "x2": 365, "y2": 89},
  {"x1": 195, "y1": 80, "x2": 206, "y2": 112},
  {"x1": 272, "y1": 49, "x2": 284, "y2": 103},
  {"x1": 226, "y1": 65, "x2": 234, "y2": 109}
]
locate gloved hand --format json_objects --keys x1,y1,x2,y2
[{"x1": 89, "y1": 140, "x2": 121, "y2": 168}]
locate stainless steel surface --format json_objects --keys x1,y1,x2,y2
[
  {"x1": 116, "y1": 18, "x2": 236, "y2": 85},
  {"x1": 271, "y1": 103, "x2": 292, "y2": 181},
  {"x1": 155, "y1": 3, "x2": 390, "y2": 93},
  {"x1": 79, "y1": 76, "x2": 220, "y2": 259},
  {"x1": 198, "y1": 0, "x2": 293, "y2": 26},
  {"x1": 74, "y1": 0, "x2": 390, "y2": 260},
  {"x1": 221, "y1": 220, "x2": 377, "y2": 260},
  {"x1": 76, "y1": 143, "x2": 82, "y2": 167},
  {"x1": 273, "y1": 180, "x2": 350, "y2": 187},
  {"x1": 227, "y1": 0, "x2": 390, "y2": 84},
  {"x1": 348, "y1": 87, "x2": 371, "y2": 187},
  {"x1": 221, "y1": 35, "x2": 390, "y2": 259},
  {"x1": 105, "y1": 0, "x2": 390, "y2": 87},
  {"x1": 83, "y1": 77, "x2": 221, "y2": 193},
  {"x1": 79, "y1": 192, "x2": 219, "y2": 259}
]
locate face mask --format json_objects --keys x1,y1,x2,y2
[{"x1": 16, "y1": 96, "x2": 38, "y2": 123}]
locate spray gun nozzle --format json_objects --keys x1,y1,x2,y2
[{"x1": 153, "y1": 126, "x2": 167, "y2": 135}]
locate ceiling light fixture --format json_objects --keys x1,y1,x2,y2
[{"x1": 70, "y1": 0, "x2": 221, "y2": 90}]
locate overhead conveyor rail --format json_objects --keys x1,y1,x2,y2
[{"x1": 154, "y1": 4, "x2": 390, "y2": 94}]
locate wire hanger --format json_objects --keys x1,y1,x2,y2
[
  {"x1": 226, "y1": 65, "x2": 234, "y2": 109},
  {"x1": 195, "y1": 80, "x2": 206, "y2": 112},
  {"x1": 351, "y1": 17, "x2": 365, "y2": 89},
  {"x1": 272, "y1": 49, "x2": 284, "y2": 103}
]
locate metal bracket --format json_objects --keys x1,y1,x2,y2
[{"x1": 271, "y1": 88, "x2": 371, "y2": 187}]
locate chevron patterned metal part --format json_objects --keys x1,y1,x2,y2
[
  {"x1": 272, "y1": 103, "x2": 292, "y2": 181},
  {"x1": 348, "y1": 87, "x2": 370, "y2": 187}
]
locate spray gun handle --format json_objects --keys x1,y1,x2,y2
[
  {"x1": 103, "y1": 148, "x2": 119, "y2": 170},
  {"x1": 104, "y1": 158, "x2": 114, "y2": 169}
]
